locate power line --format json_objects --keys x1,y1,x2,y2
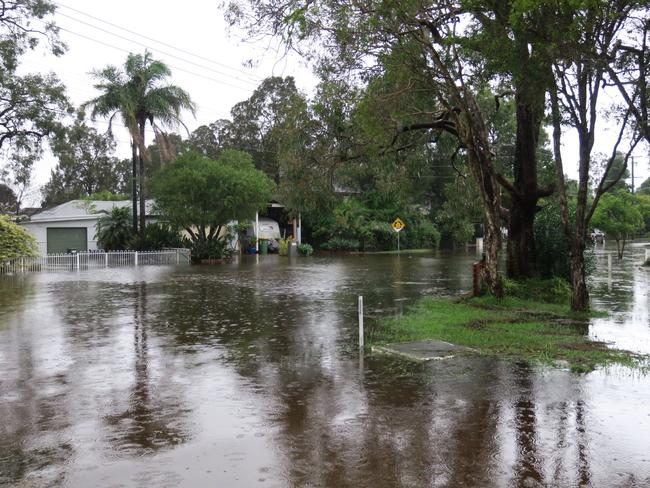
[
  {"x1": 54, "y1": 2, "x2": 261, "y2": 81},
  {"x1": 55, "y1": 10, "x2": 261, "y2": 88},
  {"x1": 40, "y1": 20, "x2": 256, "y2": 94}
]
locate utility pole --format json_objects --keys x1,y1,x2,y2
[{"x1": 631, "y1": 155, "x2": 635, "y2": 193}]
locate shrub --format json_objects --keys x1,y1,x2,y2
[
  {"x1": 321, "y1": 237, "x2": 360, "y2": 251},
  {"x1": 278, "y1": 238, "x2": 289, "y2": 256},
  {"x1": 0, "y1": 216, "x2": 39, "y2": 260},
  {"x1": 133, "y1": 222, "x2": 183, "y2": 251},
  {"x1": 298, "y1": 243, "x2": 314, "y2": 256},
  {"x1": 184, "y1": 237, "x2": 232, "y2": 263}
]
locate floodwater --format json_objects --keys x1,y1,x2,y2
[{"x1": 1, "y1": 245, "x2": 649, "y2": 487}]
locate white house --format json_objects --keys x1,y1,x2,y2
[{"x1": 20, "y1": 200, "x2": 155, "y2": 254}]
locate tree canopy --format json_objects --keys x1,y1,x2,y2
[
  {"x1": 151, "y1": 150, "x2": 275, "y2": 258},
  {"x1": 592, "y1": 191, "x2": 644, "y2": 259}
]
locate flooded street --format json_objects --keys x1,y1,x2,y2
[{"x1": 1, "y1": 246, "x2": 649, "y2": 487}]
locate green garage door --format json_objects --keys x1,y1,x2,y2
[{"x1": 46, "y1": 228, "x2": 88, "y2": 254}]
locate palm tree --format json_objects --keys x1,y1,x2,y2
[
  {"x1": 96, "y1": 206, "x2": 134, "y2": 250},
  {"x1": 83, "y1": 51, "x2": 195, "y2": 237}
]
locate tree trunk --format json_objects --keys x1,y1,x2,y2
[
  {"x1": 569, "y1": 239, "x2": 589, "y2": 312},
  {"x1": 506, "y1": 85, "x2": 546, "y2": 279},
  {"x1": 138, "y1": 123, "x2": 147, "y2": 242},
  {"x1": 131, "y1": 142, "x2": 138, "y2": 232},
  {"x1": 507, "y1": 199, "x2": 537, "y2": 278},
  {"x1": 468, "y1": 150, "x2": 504, "y2": 297}
]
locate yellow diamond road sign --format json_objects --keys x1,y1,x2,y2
[{"x1": 392, "y1": 218, "x2": 405, "y2": 232}]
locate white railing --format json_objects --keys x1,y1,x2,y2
[{"x1": 0, "y1": 249, "x2": 191, "y2": 274}]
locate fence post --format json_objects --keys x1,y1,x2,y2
[
  {"x1": 75, "y1": 253, "x2": 80, "y2": 270},
  {"x1": 358, "y1": 296, "x2": 364, "y2": 350},
  {"x1": 134, "y1": 251, "x2": 138, "y2": 266}
]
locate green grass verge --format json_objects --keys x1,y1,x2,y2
[{"x1": 371, "y1": 297, "x2": 643, "y2": 372}]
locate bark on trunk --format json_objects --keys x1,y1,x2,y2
[
  {"x1": 131, "y1": 142, "x2": 138, "y2": 233},
  {"x1": 569, "y1": 240, "x2": 589, "y2": 312},
  {"x1": 506, "y1": 85, "x2": 545, "y2": 279},
  {"x1": 138, "y1": 123, "x2": 146, "y2": 242},
  {"x1": 468, "y1": 150, "x2": 503, "y2": 297}
]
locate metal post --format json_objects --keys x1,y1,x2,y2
[
  {"x1": 607, "y1": 253, "x2": 612, "y2": 272},
  {"x1": 255, "y1": 212, "x2": 259, "y2": 253},
  {"x1": 645, "y1": 249, "x2": 649, "y2": 262},
  {"x1": 358, "y1": 296, "x2": 364, "y2": 349},
  {"x1": 75, "y1": 253, "x2": 80, "y2": 270},
  {"x1": 134, "y1": 251, "x2": 138, "y2": 266},
  {"x1": 397, "y1": 232, "x2": 400, "y2": 254},
  {"x1": 298, "y1": 213, "x2": 302, "y2": 244},
  {"x1": 105, "y1": 252, "x2": 108, "y2": 268}
]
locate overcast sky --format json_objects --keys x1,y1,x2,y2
[{"x1": 19, "y1": 0, "x2": 650, "y2": 202}]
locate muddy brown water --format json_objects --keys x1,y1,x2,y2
[{"x1": 1, "y1": 245, "x2": 649, "y2": 487}]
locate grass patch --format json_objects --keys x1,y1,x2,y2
[{"x1": 371, "y1": 296, "x2": 642, "y2": 372}]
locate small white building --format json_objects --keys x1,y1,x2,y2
[{"x1": 20, "y1": 200, "x2": 155, "y2": 254}]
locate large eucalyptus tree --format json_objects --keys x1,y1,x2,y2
[{"x1": 84, "y1": 51, "x2": 195, "y2": 235}]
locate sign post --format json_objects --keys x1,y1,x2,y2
[{"x1": 391, "y1": 218, "x2": 406, "y2": 253}]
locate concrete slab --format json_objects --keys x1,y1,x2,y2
[{"x1": 372, "y1": 340, "x2": 475, "y2": 362}]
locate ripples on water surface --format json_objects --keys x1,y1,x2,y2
[{"x1": 1, "y1": 246, "x2": 649, "y2": 487}]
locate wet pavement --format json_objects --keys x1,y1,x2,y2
[{"x1": 0, "y1": 245, "x2": 649, "y2": 487}]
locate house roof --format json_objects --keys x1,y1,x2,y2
[{"x1": 27, "y1": 199, "x2": 155, "y2": 223}]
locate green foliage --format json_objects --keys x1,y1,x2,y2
[
  {"x1": 183, "y1": 236, "x2": 232, "y2": 262},
  {"x1": 0, "y1": 0, "x2": 69, "y2": 179},
  {"x1": 0, "y1": 183, "x2": 18, "y2": 213},
  {"x1": 592, "y1": 191, "x2": 644, "y2": 258},
  {"x1": 42, "y1": 121, "x2": 129, "y2": 206},
  {"x1": 0, "y1": 216, "x2": 39, "y2": 260},
  {"x1": 278, "y1": 238, "x2": 289, "y2": 256},
  {"x1": 636, "y1": 194, "x2": 650, "y2": 236},
  {"x1": 96, "y1": 206, "x2": 134, "y2": 251},
  {"x1": 297, "y1": 243, "x2": 313, "y2": 256},
  {"x1": 151, "y1": 151, "x2": 274, "y2": 260},
  {"x1": 503, "y1": 277, "x2": 572, "y2": 304},
  {"x1": 534, "y1": 199, "x2": 595, "y2": 279},
  {"x1": 638, "y1": 177, "x2": 650, "y2": 196},
  {"x1": 321, "y1": 237, "x2": 360, "y2": 252},
  {"x1": 133, "y1": 222, "x2": 182, "y2": 251},
  {"x1": 84, "y1": 191, "x2": 130, "y2": 201}
]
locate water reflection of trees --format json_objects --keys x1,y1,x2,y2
[{"x1": 102, "y1": 283, "x2": 191, "y2": 455}]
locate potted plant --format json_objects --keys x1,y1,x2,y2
[{"x1": 248, "y1": 236, "x2": 258, "y2": 254}]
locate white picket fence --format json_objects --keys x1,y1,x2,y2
[{"x1": 0, "y1": 249, "x2": 190, "y2": 274}]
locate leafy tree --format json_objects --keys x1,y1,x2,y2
[
  {"x1": 151, "y1": 150, "x2": 275, "y2": 260},
  {"x1": 0, "y1": 0, "x2": 69, "y2": 203},
  {"x1": 96, "y1": 206, "x2": 134, "y2": 251},
  {"x1": 638, "y1": 177, "x2": 650, "y2": 196},
  {"x1": 549, "y1": 1, "x2": 643, "y2": 310},
  {"x1": 592, "y1": 192, "x2": 644, "y2": 259},
  {"x1": 84, "y1": 51, "x2": 195, "y2": 235},
  {"x1": 0, "y1": 183, "x2": 18, "y2": 213},
  {"x1": 0, "y1": 215, "x2": 38, "y2": 260},
  {"x1": 42, "y1": 121, "x2": 130, "y2": 206},
  {"x1": 635, "y1": 193, "x2": 650, "y2": 236},
  {"x1": 84, "y1": 190, "x2": 130, "y2": 201}
]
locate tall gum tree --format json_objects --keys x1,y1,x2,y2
[{"x1": 548, "y1": 0, "x2": 643, "y2": 311}]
